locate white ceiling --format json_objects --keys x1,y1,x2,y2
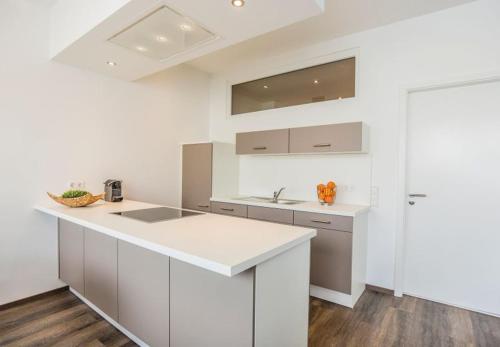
[
  {"x1": 189, "y1": 0, "x2": 476, "y2": 74},
  {"x1": 51, "y1": 0, "x2": 325, "y2": 81}
]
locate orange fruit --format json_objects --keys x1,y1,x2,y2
[
  {"x1": 325, "y1": 196, "x2": 333, "y2": 203},
  {"x1": 327, "y1": 181, "x2": 336, "y2": 189}
]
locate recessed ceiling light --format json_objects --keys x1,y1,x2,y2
[
  {"x1": 106, "y1": 61, "x2": 117, "y2": 66},
  {"x1": 313, "y1": 79, "x2": 319, "y2": 84},
  {"x1": 155, "y1": 35, "x2": 168, "y2": 42},
  {"x1": 263, "y1": 85, "x2": 269, "y2": 89},
  {"x1": 232, "y1": 0, "x2": 245, "y2": 7},
  {"x1": 179, "y1": 23, "x2": 193, "y2": 32},
  {"x1": 136, "y1": 46, "x2": 147, "y2": 52}
]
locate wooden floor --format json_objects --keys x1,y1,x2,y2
[
  {"x1": 1, "y1": 288, "x2": 499, "y2": 347},
  {"x1": 309, "y1": 291, "x2": 500, "y2": 347}
]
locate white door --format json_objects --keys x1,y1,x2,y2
[{"x1": 404, "y1": 79, "x2": 500, "y2": 316}]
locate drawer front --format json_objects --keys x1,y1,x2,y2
[
  {"x1": 236, "y1": 129, "x2": 289, "y2": 154},
  {"x1": 247, "y1": 206, "x2": 293, "y2": 224},
  {"x1": 211, "y1": 202, "x2": 248, "y2": 217},
  {"x1": 293, "y1": 211, "x2": 353, "y2": 232},
  {"x1": 289, "y1": 122, "x2": 363, "y2": 153},
  {"x1": 311, "y1": 228, "x2": 352, "y2": 294}
]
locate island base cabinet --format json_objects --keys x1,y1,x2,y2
[
  {"x1": 170, "y1": 259, "x2": 254, "y2": 347},
  {"x1": 310, "y1": 228, "x2": 352, "y2": 295},
  {"x1": 84, "y1": 228, "x2": 118, "y2": 321},
  {"x1": 118, "y1": 241, "x2": 170, "y2": 347},
  {"x1": 58, "y1": 219, "x2": 84, "y2": 295}
]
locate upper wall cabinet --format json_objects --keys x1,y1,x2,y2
[
  {"x1": 289, "y1": 122, "x2": 367, "y2": 154},
  {"x1": 232, "y1": 57, "x2": 355, "y2": 115},
  {"x1": 236, "y1": 129, "x2": 289, "y2": 155},
  {"x1": 236, "y1": 122, "x2": 368, "y2": 155}
]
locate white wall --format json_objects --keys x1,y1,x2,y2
[
  {"x1": 0, "y1": 0, "x2": 210, "y2": 305},
  {"x1": 207, "y1": 0, "x2": 500, "y2": 289}
]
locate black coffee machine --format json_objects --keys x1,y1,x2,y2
[{"x1": 104, "y1": 179, "x2": 123, "y2": 202}]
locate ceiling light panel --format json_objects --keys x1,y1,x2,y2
[{"x1": 109, "y1": 6, "x2": 216, "y2": 61}]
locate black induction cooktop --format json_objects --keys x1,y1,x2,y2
[{"x1": 112, "y1": 207, "x2": 203, "y2": 223}]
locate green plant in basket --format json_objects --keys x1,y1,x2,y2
[{"x1": 61, "y1": 190, "x2": 89, "y2": 199}]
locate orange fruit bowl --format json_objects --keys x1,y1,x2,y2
[{"x1": 317, "y1": 181, "x2": 336, "y2": 205}]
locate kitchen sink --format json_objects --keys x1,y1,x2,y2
[{"x1": 235, "y1": 196, "x2": 305, "y2": 205}]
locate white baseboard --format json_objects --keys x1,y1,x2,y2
[
  {"x1": 69, "y1": 288, "x2": 149, "y2": 347},
  {"x1": 310, "y1": 285, "x2": 357, "y2": 308}
]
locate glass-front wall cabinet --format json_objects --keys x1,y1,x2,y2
[{"x1": 231, "y1": 57, "x2": 355, "y2": 115}]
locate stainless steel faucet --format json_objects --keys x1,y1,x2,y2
[{"x1": 272, "y1": 187, "x2": 286, "y2": 203}]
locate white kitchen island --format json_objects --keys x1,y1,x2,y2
[{"x1": 35, "y1": 199, "x2": 316, "y2": 347}]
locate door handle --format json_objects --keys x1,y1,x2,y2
[
  {"x1": 408, "y1": 194, "x2": 427, "y2": 198},
  {"x1": 197, "y1": 204, "x2": 209, "y2": 208},
  {"x1": 252, "y1": 146, "x2": 267, "y2": 150},
  {"x1": 313, "y1": 143, "x2": 332, "y2": 148},
  {"x1": 220, "y1": 208, "x2": 234, "y2": 212}
]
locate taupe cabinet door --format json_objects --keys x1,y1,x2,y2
[
  {"x1": 289, "y1": 122, "x2": 363, "y2": 153},
  {"x1": 182, "y1": 143, "x2": 212, "y2": 212},
  {"x1": 170, "y1": 259, "x2": 254, "y2": 347},
  {"x1": 84, "y1": 228, "x2": 118, "y2": 320},
  {"x1": 118, "y1": 241, "x2": 169, "y2": 347},
  {"x1": 294, "y1": 211, "x2": 353, "y2": 232},
  {"x1": 247, "y1": 206, "x2": 293, "y2": 224},
  {"x1": 310, "y1": 228, "x2": 352, "y2": 294},
  {"x1": 58, "y1": 219, "x2": 84, "y2": 294},
  {"x1": 236, "y1": 129, "x2": 289, "y2": 154},
  {"x1": 210, "y1": 201, "x2": 248, "y2": 217}
]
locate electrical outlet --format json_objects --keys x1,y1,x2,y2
[{"x1": 68, "y1": 181, "x2": 86, "y2": 189}]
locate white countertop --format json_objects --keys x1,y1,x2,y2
[
  {"x1": 35, "y1": 199, "x2": 316, "y2": 277},
  {"x1": 211, "y1": 197, "x2": 370, "y2": 217}
]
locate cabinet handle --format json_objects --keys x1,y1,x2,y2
[
  {"x1": 311, "y1": 219, "x2": 331, "y2": 224},
  {"x1": 313, "y1": 143, "x2": 332, "y2": 148},
  {"x1": 221, "y1": 208, "x2": 235, "y2": 212},
  {"x1": 252, "y1": 146, "x2": 267, "y2": 150},
  {"x1": 197, "y1": 204, "x2": 209, "y2": 208}
]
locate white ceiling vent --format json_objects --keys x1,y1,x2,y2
[{"x1": 108, "y1": 6, "x2": 217, "y2": 61}]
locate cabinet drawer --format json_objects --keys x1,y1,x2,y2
[
  {"x1": 289, "y1": 122, "x2": 364, "y2": 153},
  {"x1": 311, "y1": 228, "x2": 352, "y2": 294},
  {"x1": 236, "y1": 129, "x2": 289, "y2": 154},
  {"x1": 293, "y1": 211, "x2": 353, "y2": 232},
  {"x1": 211, "y1": 202, "x2": 248, "y2": 217},
  {"x1": 247, "y1": 206, "x2": 293, "y2": 224}
]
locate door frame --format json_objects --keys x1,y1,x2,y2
[{"x1": 393, "y1": 71, "x2": 500, "y2": 297}]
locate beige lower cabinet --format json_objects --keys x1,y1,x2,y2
[
  {"x1": 84, "y1": 228, "x2": 118, "y2": 320},
  {"x1": 170, "y1": 259, "x2": 254, "y2": 347},
  {"x1": 310, "y1": 228, "x2": 352, "y2": 294},
  {"x1": 58, "y1": 219, "x2": 84, "y2": 294},
  {"x1": 58, "y1": 218, "x2": 311, "y2": 346},
  {"x1": 118, "y1": 241, "x2": 170, "y2": 347},
  {"x1": 293, "y1": 210, "x2": 368, "y2": 308}
]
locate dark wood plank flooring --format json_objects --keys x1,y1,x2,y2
[
  {"x1": 309, "y1": 291, "x2": 500, "y2": 347},
  {"x1": 2, "y1": 288, "x2": 499, "y2": 346},
  {"x1": 0, "y1": 289, "x2": 137, "y2": 347}
]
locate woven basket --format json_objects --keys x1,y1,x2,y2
[{"x1": 47, "y1": 192, "x2": 104, "y2": 208}]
